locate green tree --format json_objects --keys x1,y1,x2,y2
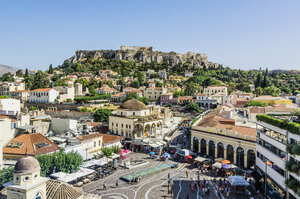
[
  {"x1": 255, "y1": 87, "x2": 264, "y2": 96},
  {"x1": 0, "y1": 72, "x2": 14, "y2": 82},
  {"x1": 25, "y1": 68, "x2": 29, "y2": 77},
  {"x1": 264, "y1": 85, "x2": 281, "y2": 97},
  {"x1": 184, "y1": 82, "x2": 200, "y2": 96},
  {"x1": 0, "y1": 167, "x2": 14, "y2": 189},
  {"x1": 245, "y1": 100, "x2": 266, "y2": 107},
  {"x1": 236, "y1": 83, "x2": 251, "y2": 93},
  {"x1": 48, "y1": 64, "x2": 54, "y2": 74},
  {"x1": 186, "y1": 102, "x2": 202, "y2": 113},
  {"x1": 93, "y1": 109, "x2": 112, "y2": 122},
  {"x1": 54, "y1": 78, "x2": 68, "y2": 86},
  {"x1": 131, "y1": 81, "x2": 140, "y2": 88},
  {"x1": 173, "y1": 91, "x2": 185, "y2": 98},
  {"x1": 16, "y1": 70, "x2": 24, "y2": 77},
  {"x1": 32, "y1": 70, "x2": 50, "y2": 89}
]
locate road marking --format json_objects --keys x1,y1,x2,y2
[
  {"x1": 100, "y1": 193, "x2": 129, "y2": 199},
  {"x1": 176, "y1": 179, "x2": 182, "y2": 199}
]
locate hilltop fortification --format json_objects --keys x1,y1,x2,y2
[{"x1": 67, "y1": 46, "x2": 219, "y2": 68}]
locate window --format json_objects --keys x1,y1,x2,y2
[
  {"x1": 112, "y1": 122, "x2": 114, "y2": 126},
  {"x1": 126, "y1": 125, "x2": 128, "y2": 128},
  {"x1": 133, "y1": 112, "x2": 135, "y2": 116},
  {"x1": 116, "y1": 123, "x2": 118, "y2": 127},
  {"x1": 129, "y1": 125, "x2": 131, "y2": 129},
  {"x1": 99, "y1": 140, "x2": 101, "y2": 146},
  {"x1": 94, "y1": 142, "x2": 96, "y2": 147},
  {"x1": 121, "y1": 124, "x2": 123, "y2": 128}
]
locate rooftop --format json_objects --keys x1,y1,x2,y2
[
  {"x1": 77, "y1": 133, "x2": 103, "y2": 141},
  {"x1": 119, "y1": 99, "x2": 149, "y2": 111},
  {"x1": 31, "y1": 88, "x2": 53, "y2": 92},
  {"x1": 3, "y1": 133, "x2": 59, "y2": 156}
]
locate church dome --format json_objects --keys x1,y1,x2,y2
[
  {"x1": 120, "y1": 99, "x2": 149, "y2": 111},
  {"x1": 14, "y1": 156, "x2": 41, "y2": 174}
]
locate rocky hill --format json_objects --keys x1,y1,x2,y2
[
  {"x1": 0, "y1": 64, "x2": 22, "y2": 76},
  {"x1": 67, "y1": 46, "x2": 219, "y2": 68}
]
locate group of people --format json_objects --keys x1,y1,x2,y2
[{"x1": 130, "y1": 176, "x2": 142, "y2": 184}]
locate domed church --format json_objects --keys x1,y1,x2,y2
[
  {"x1": 109, "y1": 99, "x2": 163, "y2": 138},
  {"x1": 4, "y1": 155, "x2": 48, "y2": 199},
  {"x1": 2, "y1": 155, "x2": 83, "y2": 199}
]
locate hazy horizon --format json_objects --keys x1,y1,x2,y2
[{"x1": 1, "y1": 0, "x2": 300, "y2": 71}]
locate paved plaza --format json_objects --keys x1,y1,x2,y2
[{"x1": 82, "y1": 152, "x2": 221, "y2": 199}]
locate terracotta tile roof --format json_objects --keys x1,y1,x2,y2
[
  {"x1": 249, "y1": 106, "x2": 266, "y2": 114},
  {"x1": 125, "y1": 90, "x2": 142, "y2": 93},
  {"x1": 99, "y1": 134, "x2": 124, "y2": 144},
  {"x1": 97, "y1": 84, "x2": 116, "y2": 92},
  {"x1": 3, "y1": 133, "x2": 59, "y2": 156},
  {"x1": 46, "y1": 179, "x2": 82, "y2": 199},
  {"x1": 196, "y1": 93, "x2": 206, "y2": 96},
  {"x1": 123, "y1": 87, "x2": 135, "y2": 90},
  {"x1": 206, "y1": 86, "x2": 227, "y2": 89},
  {"x1": 178, "y1": 96, "x2": 193, "y2": 100},
  {"x1": 31, "y1": 88, "x2": 53, "y2": 92},
  {"x1": 0, "y1": 115, "x2": 18, "y2": 122},
  {"x1": 10, "y1": 90, "x2": 30, "y2": 93},
  {"x1": 87, "y1": 122, "x2": 102, "y2": 127},
  {"x1": 196, "y1": 111, "x2": 256, "y2": 137},
  {"x1": 77, "y1": 133, "x2": 103, "y2": 141}
]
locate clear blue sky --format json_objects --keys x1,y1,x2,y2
[{"x1": 1, "y1": 0, "x2": 300, "y2": 70}]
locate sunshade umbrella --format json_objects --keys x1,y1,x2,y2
[
  {"x1": 186, "y1": 155, "x2": 192, "y2": 159},
  {"x1": 266, "y1": 161, "x2": 273, "y2": 166},
  {"x1": 149, "y1": 152, "x2": 155, "y2": 155},
  {"x1": 222, "y1": 164, "x2": 231, "y2": 169},
  {"x1": 222, "y1": 160, "x2": 231, "y2": 164},
  {"x1": 164, "y1": 153, "x2": 171, "y2": 158}
]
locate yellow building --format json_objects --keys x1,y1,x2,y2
[
  {"x1": 252, "y1": 95, "x2": 292, "y2": 106},
  {"x1": 167, "y1": 86, "x2": 181, "y2": 93},
  {"x1": 144, "y1": 87, "x2": 167, "y2": 101},
  {"x1": 168, "y1": 75, "x2": 184, "y2": 83},
  {"x1": 191, "y1": 110, "x2": 256, "y2": 169},
  {"x1": 204, "y1": 86, "x2": 228, "y2": 96},
  {"x1": 109, "y1": 99, "x2": 163, "y2": 138}
]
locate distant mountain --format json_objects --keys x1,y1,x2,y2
[{"x1": 0, "y1": 64, "x2": 22, "y2": 76}]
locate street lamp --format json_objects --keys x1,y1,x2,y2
[{"x1": 265, "y1": 161, "x2": 267, "y2": 199}]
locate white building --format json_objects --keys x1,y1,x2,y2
[
  {"x1": 54, "y1": 86, "x2": 75, "y2": 102},
  {"x1": 184, "y1": 70, "x2": 194, "y2": 77},
  {"x1": 50, "y1": 118, "x2": 78, "y2": 134},
  {"x1": 158, "y1": 69, "x2": 167, "y2": 80},
  {"x1": 29, "y1": 88, "x2": 59, "y2": 103},
  {"x1": 0, "y1": 98, "x2": 20, "y2": 116},
  {"x1": 0, "y1": 116, "x2": 19, "y2": 147}
]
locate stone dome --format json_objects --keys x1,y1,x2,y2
[
  {"x1": 14, "y1": 156, "x2": 41, "y2": 174},
  {"x1": 120, "y1": 99, "x2": 149, "y2": 111}
]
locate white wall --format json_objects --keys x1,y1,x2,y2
[
  {"x1": 50, "y1": 118, "x2": 77, "y2": 134},
  {"x1": 0, "y1": 99, "x2": 20, "y2": 115}
]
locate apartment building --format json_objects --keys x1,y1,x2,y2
[
  {"x1": 256, "y1": 114, "x2": 300, "y2": 199},
  {"x1": 144, "y1": 87, "x2": 167, "y2": 101}
]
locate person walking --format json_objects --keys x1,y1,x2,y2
[
  {"x1": 168, "y1": 172, "x2": 170, "y2": 179},
  {"x1": 103, "y1": 181, "x2": 107, "y2": 190},
  {"x1": 186, "y1": 171, "x2": 189, "y2": 178},
  {"x1": 115, "y1": 180, "x2": 118, "y2": 188},
  {"x1": 186, "y1": 193, "x2": 189, "y2": 199}
]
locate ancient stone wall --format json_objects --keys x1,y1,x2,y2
[{"x1": 67, "y1": 46, "x2": 219, "y2": 68}]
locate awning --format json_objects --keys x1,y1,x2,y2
[
  {"x1": 150, "y1": 144, "x2": 158, "y2": 148},
  {"x1": 212, "y1": 162, "x2": 222, "y2": 169},
  {"x1": 16, "y1": 125, "x2": 35, "y2": 130},
  {"x1": 228, "y1": 176, "x2": 250, "y2": 186},
  {"x1": 215, "y1": 158, "x2": 224, "y2": 163},
  {"x1": 194, "y1": 157, "x2": 208, "y2": 162}
]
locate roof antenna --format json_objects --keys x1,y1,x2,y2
[{"x1": 25, "y1": 148, "x2": 28, "y2": 157}]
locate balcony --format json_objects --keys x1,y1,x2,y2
[
  {"x1": 256, "y1": 158, "x2": 286, "y2": 189},
  {"x1": 256, "y1": 144, "x2": 285, "y2": 169},
  {"x1": 259, "y1": 132, "x2": 286, "y2": 152}
]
